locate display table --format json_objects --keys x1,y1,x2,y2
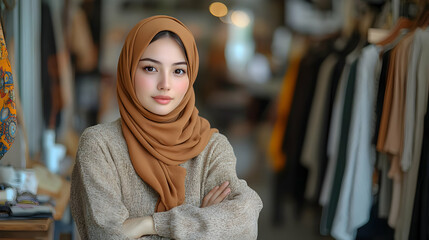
[
  {"x1": 37, "y1": 178, "x2": 71, "y2": 221},
  {"x1": 0, "y1": 218, "x2": 54, "y2": 239},
  {"x1": 0, "y1": 176, "x2": 71, "y2": 239}
]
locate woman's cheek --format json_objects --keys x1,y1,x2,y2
[
  {"x1": 176, "y1": 77, "x2": 190, "y2": 95},
  {"x1": 135, "y1": 74, "x2": 154, "y2": 92}
]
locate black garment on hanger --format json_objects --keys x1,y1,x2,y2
[
  {"x1": 409, "y1": 99, "x2": 429, "y2": 240},
  {"x1": 272, "y1": 38, "x2": 334, "y2": 225},
  {"x1": 280, "y1": 39, "x2": 334, "y2": 215},
  {"x1": 372, "y1": 49, "x2": 391, "y2": 145},
  {"x1": 316, "y1": 32, "x2": 361, "y2": 200}
]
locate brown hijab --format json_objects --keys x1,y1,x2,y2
[{"x1": 117, "y1": 15, "x2": 217, "y2": 212}]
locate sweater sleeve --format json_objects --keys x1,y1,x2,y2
[
  {"x1": 152, "y1": 133, "x2": 263, "y2": 240},
  {"x1": 70, "y1": 127, "x2": 131, "y2": 240}
]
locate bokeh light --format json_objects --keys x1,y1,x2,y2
[
  {"x1": 209, "y1": 2, "x2": 228, "y2": 17},
  {"x1": 231, "y1": 10, "x2": 250, "y2": 28}
]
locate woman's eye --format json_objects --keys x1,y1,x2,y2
[
  {"x1": 144, "y1": 66, "x2": 156, "y2": 72},
  {"x1": 174, "y1": 69, "x2": 186, "y2": 75}
]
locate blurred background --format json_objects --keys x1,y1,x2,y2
[{"x1": 0, "y1": 0, "x2": 428, "y2": 239}]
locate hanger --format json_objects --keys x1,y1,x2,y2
[
  {"x1": 375, "y1": 17, "x2": 414, "y2": 46},
  {"x1": 407, "y1": 0, "x2": 428, "y2": 28}
]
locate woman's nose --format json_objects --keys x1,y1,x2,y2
[{"x1": 157, "y1": 73, "x2": 171, "y2": 90}]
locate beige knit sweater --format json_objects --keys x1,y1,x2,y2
[{"x1": 70, "y1": 119, "x2": 263, "y2": 239}]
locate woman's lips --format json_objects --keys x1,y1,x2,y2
[{"x1": 153, "y1": 96, "x2": 172, "y2": 104}]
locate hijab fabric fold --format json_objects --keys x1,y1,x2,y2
[{"x1": 117, "y1": 15, "x2": 217, "y2": 212}]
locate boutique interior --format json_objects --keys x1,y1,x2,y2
[{"x1": 0, "y1": 0, "x2": 428, "y2": 239}]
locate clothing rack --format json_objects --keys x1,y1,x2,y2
[
  {"x1": 268, "y1": 1, "x2": 429, "y2": 239},
  {"x1": 368, "y1": 0, "x2": 427, "y2": 43}
]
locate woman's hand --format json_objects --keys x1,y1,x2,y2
[
  {"x1": 201, "y1": 181, "x2": 231, "y2": 208},
  {"x1": 122, "y1": 216, "x2": 156, "y2": 238}
]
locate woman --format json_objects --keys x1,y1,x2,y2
[{"x1": 70, "y1": 15, "x2": 263, "y2": 239}]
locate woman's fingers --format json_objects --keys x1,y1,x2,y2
[
  {"x1": 209, "y1": 181, "x2": 229, "y2": 202},
  {"x1": 211, "y1": 185, "x2": 231, "y2": 205},
  {"x1": 201, "y1": 181, "x2": 231, "y2": 208},
  {"x1": 201, "y1": 185, "x2": 219, "y2": 207}
]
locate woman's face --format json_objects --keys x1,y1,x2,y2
[{"x1": 134, "y1": 37, "x2": 189, "y2": 116}]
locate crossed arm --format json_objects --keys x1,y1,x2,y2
[
  {"x1": 122, "y1": 181, "x2": 232, "y2": 238},
  {"x1": 71, "y1": 129, "x2": 262, "y2": 240}
]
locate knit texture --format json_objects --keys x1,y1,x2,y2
[{"x1": 70, "y1": 119, "x2": 262, "y2": 239}]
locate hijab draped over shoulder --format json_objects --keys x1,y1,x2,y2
[{"x1": 117, "y1": 15, "x2": 217, "y2": 212}]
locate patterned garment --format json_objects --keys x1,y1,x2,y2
[{"x1": 0, "y1": 25, "x2": 17, "y2": 159}]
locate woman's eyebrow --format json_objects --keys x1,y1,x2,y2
[
  {"x1": 139, "y1": 58, "x2": 187, "y2": 66},
  {"x1": 172, "y1": 61, "x2": 187, "y2": 66},
  {"x1": 139, "y1": 58, "x2": 160, "y2": 64}
]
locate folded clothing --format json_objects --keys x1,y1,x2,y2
[{"x1": 10, "y1": 205, "x2": 54, "y2": 217}]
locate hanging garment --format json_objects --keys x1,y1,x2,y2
[
  {"x1": 383, "y1": 32, "x2": 414, "y2": 171},
  {"x1": 331, "y1": 44, "x2": 381, "y2": 240},
  {"x1": 0, "y1": 24, "x2": 17, "y2": 159},
  {"x1": 374, "y1": 31, "x2": 411, "y2": 228},
  {"x1": 377, "y1": 152, "x2": 393, "y2": 218},
  {"x1": 320, "y1": 45, "x2": 361, "y2": 235},
  {"x1": 402, "y1": 31, "x2": 420, "y2": 172},
  {"x1": 323, "y1": 55, "x2": 359, "y2": 234},
  {"x1": 396, "y1": 27, "x2": 429, "y2": 240},
  {"x1": 269, "y1": 39, "x2": 306, "y2": 225},
  {"x1": 373, "y1": 50, "x2": 391, "y2": 145},
  {"x1": 268, "y1": 39, "x2": 306, "y2": 172},
  {"x1": 301, "y1": 53, "x2": 338, "y2": 201},
  {"x1": 382, "y1": 31, "x2": 414, "y2": 228},
  {"x1": 376, "y1": 29, "x2": 411, "y2": 152},
  {"x1": 373, "y1": 27, "x2": 411, "y2": 145},
  {"x1": 376, "y1": 47, "x2": 397, "y2": 152},
  {"x1": 319, "y1": 35, "x2": 361, "y2": 209},
  {"x1": 281, "y1": 39, "x2": 334, "y2": 215},
  {"x1": 372, "y1": 31, "x2": 408, "y2": 220},
  {"x1": 409, "y1": 86, "x2": 429, "y2": 240},
  {"x1": 318, "y1": 32, "x2": 361, "y2": 210},
  {"x1": 319, "y1": 57, "x2": 351, "y2": 208},
  {"x1": 374, "y1": 49, "x2": 394, "y2": 220}
]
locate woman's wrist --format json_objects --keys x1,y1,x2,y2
[
  {"x1": 123, "y1": 216, "x2": 156, "y2": 238},
  {"x1": 142, "y1": 216, "x2": 157, "y2": 235}
]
